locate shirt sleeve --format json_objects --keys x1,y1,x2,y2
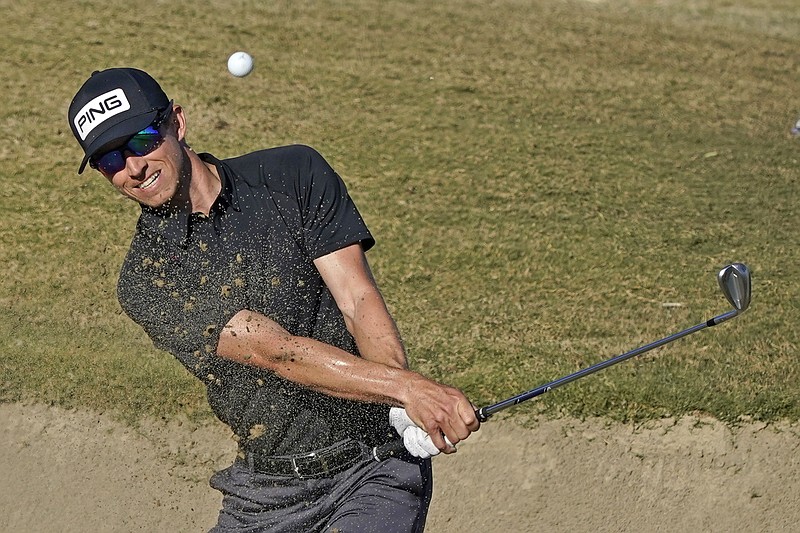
[{"x1": 291, "y1": 145, "x2": 375, "y2": 259}]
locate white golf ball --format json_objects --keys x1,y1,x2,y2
[{"x1": 227, "y1": 51, "x2": 254, "y2": 77}]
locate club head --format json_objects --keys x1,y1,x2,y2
[{"x1": 718, "y1": 263, "x2": 751, "y2": 312}]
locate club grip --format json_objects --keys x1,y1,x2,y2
[
  {"x1": 372, "y1": 438, "x2": 407, "y2": 461},
  {"x1": 374, "y1": 407, "x2": 488, "y2": 461}
]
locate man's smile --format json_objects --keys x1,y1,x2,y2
[{"x1": 136, "y1": 170, "x2": 161, "y2": 190}]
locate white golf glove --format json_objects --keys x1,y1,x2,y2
[{"x1": 388, "y1": 407, "x2": 447, "y2": 459}]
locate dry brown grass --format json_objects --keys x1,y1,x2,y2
[{"x1": 1, "y1": 0, "x2": 798, "y2": 423}]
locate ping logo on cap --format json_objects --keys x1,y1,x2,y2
[{"x1": 73, "y1": 88, "x2": 131, "y2": 140}]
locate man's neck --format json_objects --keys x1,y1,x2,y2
[
  {"x1": 187, "y1": 154, "x2": 222, "y2": 215},
  {"x1": 160, "y1": 149, "x2": 220, "y2": 216}
]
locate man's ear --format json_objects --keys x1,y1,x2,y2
[{"x1": 172, "y1": 104, "x2": 187, "y2": 142}]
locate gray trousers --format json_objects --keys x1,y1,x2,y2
[{"x1": 209, "y1": 454, "x2": 433, "y2": 533}]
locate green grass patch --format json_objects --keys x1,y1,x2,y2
[{"x1": 1, "y1": 0, "x2": 798, "y2": 425}]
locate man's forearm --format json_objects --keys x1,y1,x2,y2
[
  {"x1": 218, "y1": 309, "x2": 479, "y2": 451},
  {"x1": 347, "y1": 290, "x2": 408, "y2": 370},
  {"x1": 217, "y1": 309, "x2": 414, "y2": 404},
  {"x1": 312, "y1": 243, "x2": 408, "y2": 369}
]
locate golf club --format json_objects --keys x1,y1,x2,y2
[{"x1": 373, "y1": 263, "x2": 751, "y2": 461}]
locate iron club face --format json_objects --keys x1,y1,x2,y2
[{"x1": 718, "y1": 263, "x2": 751, "y2": 312}]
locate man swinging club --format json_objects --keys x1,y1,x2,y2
[{"x1": 68, "y1": 67, "x2": 479, "y2": 532}]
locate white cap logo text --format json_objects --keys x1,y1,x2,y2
[{"x1": 74, "y1": 88, "x2": 130, "y2": 140}]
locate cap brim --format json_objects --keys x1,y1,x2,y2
[{"x1": 76, "y1": 109, "x2": 160, "y2": 174}]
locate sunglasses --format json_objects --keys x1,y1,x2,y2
[{"x1": 89, "y1": 107, "x2": 173, "y2": 175}]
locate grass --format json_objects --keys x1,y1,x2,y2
[{"x1": 0, "y1": 0, "x2": 798, "y2": 425}]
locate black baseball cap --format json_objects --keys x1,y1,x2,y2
[{"x1": 68, "y1": 68, "x2": 171, "y2": 174}]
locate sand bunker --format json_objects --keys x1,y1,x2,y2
[{"x1": 1, "y1": 403, "x2": 798, "y2": 532}]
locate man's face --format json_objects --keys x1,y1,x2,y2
[{"x1": 94, "y1": 106, "x2": 189, "y2": 209}]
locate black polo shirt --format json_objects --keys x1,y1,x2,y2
[{"x1": 117, "y1": 145, "x2": 393, "y2": 455}]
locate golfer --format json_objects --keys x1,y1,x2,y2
[{"x1": 68, "y1": 67, "x2": 479, "y2": 532}]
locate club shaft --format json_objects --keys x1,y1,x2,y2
[
  {"x1": 374, "y1": 308, "x2": 741, "y2": 460},
  {"x1": 477, "y1": 309, "x2": 739, "y2": 421}
]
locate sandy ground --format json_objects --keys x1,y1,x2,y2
[{"x1": 2, "y1": 403, "x2": 799, "y2": 533}]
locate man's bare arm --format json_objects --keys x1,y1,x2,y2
[
  {"x1": 216, "y1": 310, "x2": 478, "y2": 451},
  {"x1": 313, "y1": 243, "x2": 408, "y2": 369}
]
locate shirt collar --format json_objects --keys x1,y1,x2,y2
[
  {"x1": 136, "y1": 152, "x2": 241, "y2": 247},
  {"x1": 200, "y1": 152, "x2": 241, "y2": 213}
]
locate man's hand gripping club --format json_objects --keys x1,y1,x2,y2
[{"x1": 389, "y1": 379, "x2": 479, "y2": 458}]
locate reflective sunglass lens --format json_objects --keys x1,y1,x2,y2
[
  {"x1": 94, "y1": 151, "x2": 126, "y2": 174},
  {"x1": 126, "y1": 132, "x2": 162, "y2": 155}
]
